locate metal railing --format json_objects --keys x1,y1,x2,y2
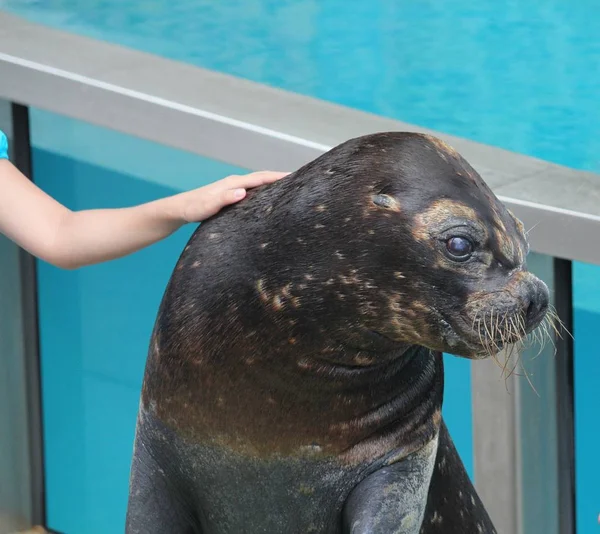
[{"x1": 1, "y1": 11, "x2": 593, "y2": 534}]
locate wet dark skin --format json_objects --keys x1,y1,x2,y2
[{"x1": 126, "y1": 132, "x2": 549, "y2": 534}]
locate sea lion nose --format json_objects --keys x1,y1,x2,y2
[{"x1": 523, "y1": 277, "x2": 550, "y2": 330}]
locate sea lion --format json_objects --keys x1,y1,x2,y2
[{"x1": 126, "y1": 132, "x2": 549, "y2": 534}]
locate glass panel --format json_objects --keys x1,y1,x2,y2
[
  {"x1": 30, "y1": 109, "x2": 473, "y2": 532},
  {"x1": 573, "y1": 261, "x2": 600, "y2": 534},
  {"x1": 2, "y1": 1, "x2": 599, "y2": 172},
  {"x1": 443, "y1": 354, "x2": 473, "y2": 477}
]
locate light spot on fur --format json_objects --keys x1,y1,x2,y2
[
  {"x1": 315, "y1": 205, "x2": 327, "y2": 212},
  {"x1": 298, "y1": 484, "x2": 315, "y2": 496},
  {"x1": 367, "y1": 229, "x2": 375, "y2": 235},
  {"x1": 389, "y1": 300, "x2": 402, "y2": 313},
  {"x1": 256, "y1": 279, "x2": 269, "y2": 302},
  {"x1": 191, "y1": 261, "x2": 200, "y2": 268},
  {"x1": 297, "y1": 238, "x2": 306, "y2": 245},
  {"x1": 315, "y1": 223, "x2": 325, "y2": 229},
  {"x1": 291, "y1": 297, "x2": 302, "y2": 308},
  {"x1": 344, "y1": 217, "x2": 351, "y2": 223},
  {"x1": 208, "y1": 233, "x2": 220, "y2": 240},
  {"x1": 260, "y1": 243, "x2": 269, "y2": 249},
  {"x1": 353, "y1": 354, "x2": 376, "y2": 366},
  {"x1": 439, "y1": 455, "x2": 447, "y2": 471},
  {"x1": 289, "y1": 337, "x2": 297, "y2": 345},
  {"x1": 272, "y1": 295, "x2": 283, "y2": 311},
  {"x1": 281, "y1": 283, "x2": 292, "y2": 298},
  {"x1": 297, "y1": 358, "x2": 311, "y2": 369},
  {"x1": 339, "y1": 273, "x2": 360, "y2": 285},
  {"x1": 394, "y1": 272, "x2": 405, "y2": 279},
  {"x1": 431, "y1": 511, "x2": 442, "y2": 524},
  {"x1": 335, "y1": 251, "x2": 345, "y2": 260}
]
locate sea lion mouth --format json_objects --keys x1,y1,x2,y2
[{"x1": 437, "y1": 310, "x2": 533, "y2": 358}]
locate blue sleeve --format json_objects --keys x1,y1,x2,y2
[{"x1": 0, "y1": 130, "x2": 8, "y2": 159}]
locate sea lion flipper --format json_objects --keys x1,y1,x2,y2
[
  {"x1": 341, "y1": 436, "x2": 438, "y2": 534},
  {"x1": 419, "y1": 420, "x2": 497, "y2": 534},
  {"x1": 126, "y1": 412, "x2": 202, "y2": 534}
]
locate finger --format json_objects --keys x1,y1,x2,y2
[
  {"x1": 225, "y1": 171, "x2": 288, "y2": 190},
  {"x1": 223, "y1": 188, "x2": 247, "y2": 204}
]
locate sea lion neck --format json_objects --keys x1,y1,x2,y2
[{"x1": 143, "y1": 308, "x2": 443, "y2": 461}]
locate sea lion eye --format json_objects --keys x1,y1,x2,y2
[{"x1": 445, "y1": 236, "x2": 473, "y2": 261}]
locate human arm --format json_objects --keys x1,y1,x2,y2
[{"x1": 0, "y1": 156, "x2": 285, "y2": 269}]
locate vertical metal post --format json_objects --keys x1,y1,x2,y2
[
  {"x1": 11, "y1": 103, "x2": 46, "y2": 527},
  {"x1": 553, "y1": 258, "x2": 576, "y2": 534},
  {"x1": 471, "y1": 356, "x2": 519, "y2": 534}
]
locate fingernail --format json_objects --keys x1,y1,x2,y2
[{"x1": 233, "y1": 188, "x2": 246, "y2": 199}]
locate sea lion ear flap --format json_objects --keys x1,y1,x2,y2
[{"x1": 371, "y1": 193, "x2": 401, "y2": 212}]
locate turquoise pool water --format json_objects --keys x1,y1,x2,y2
[
  {"x1": 1, "y1": 1, "x2": 598, "y2": 532},
  {"x1": 2, "y1": 0, "x2": 600, "y2": 173}
]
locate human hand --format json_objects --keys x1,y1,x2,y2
[{"x1": 176, "y1": 170, "x2": 288, "y2": 223}]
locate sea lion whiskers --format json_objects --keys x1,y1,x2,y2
[
  {"x1": 472, "y1": 312, "x2": 500, "y2": 369},
  {"x1": 471, "y1": 303, "x2": 557, "y2": 395},
  {"x1": 467, "y1": 301, "x2": 552, "y2": 392}
]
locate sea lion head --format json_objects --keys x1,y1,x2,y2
[
  {"x1": 171, "y1": 132, "x2": 549, "y2": 365},
  {"x1": 227, "y1": 132, "x2": 549, "y2": 361}
]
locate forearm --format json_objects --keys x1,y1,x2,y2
[
  {"x1": 0, "y1": 160, "x2": 185, "y2": 269},
  {"x1": 50, "y1": 198, "x2": 184, "y2": 269}
]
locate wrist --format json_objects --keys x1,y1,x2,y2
[{"x1": 149, "y1": 194, "x2": 187, "y2": 231}]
